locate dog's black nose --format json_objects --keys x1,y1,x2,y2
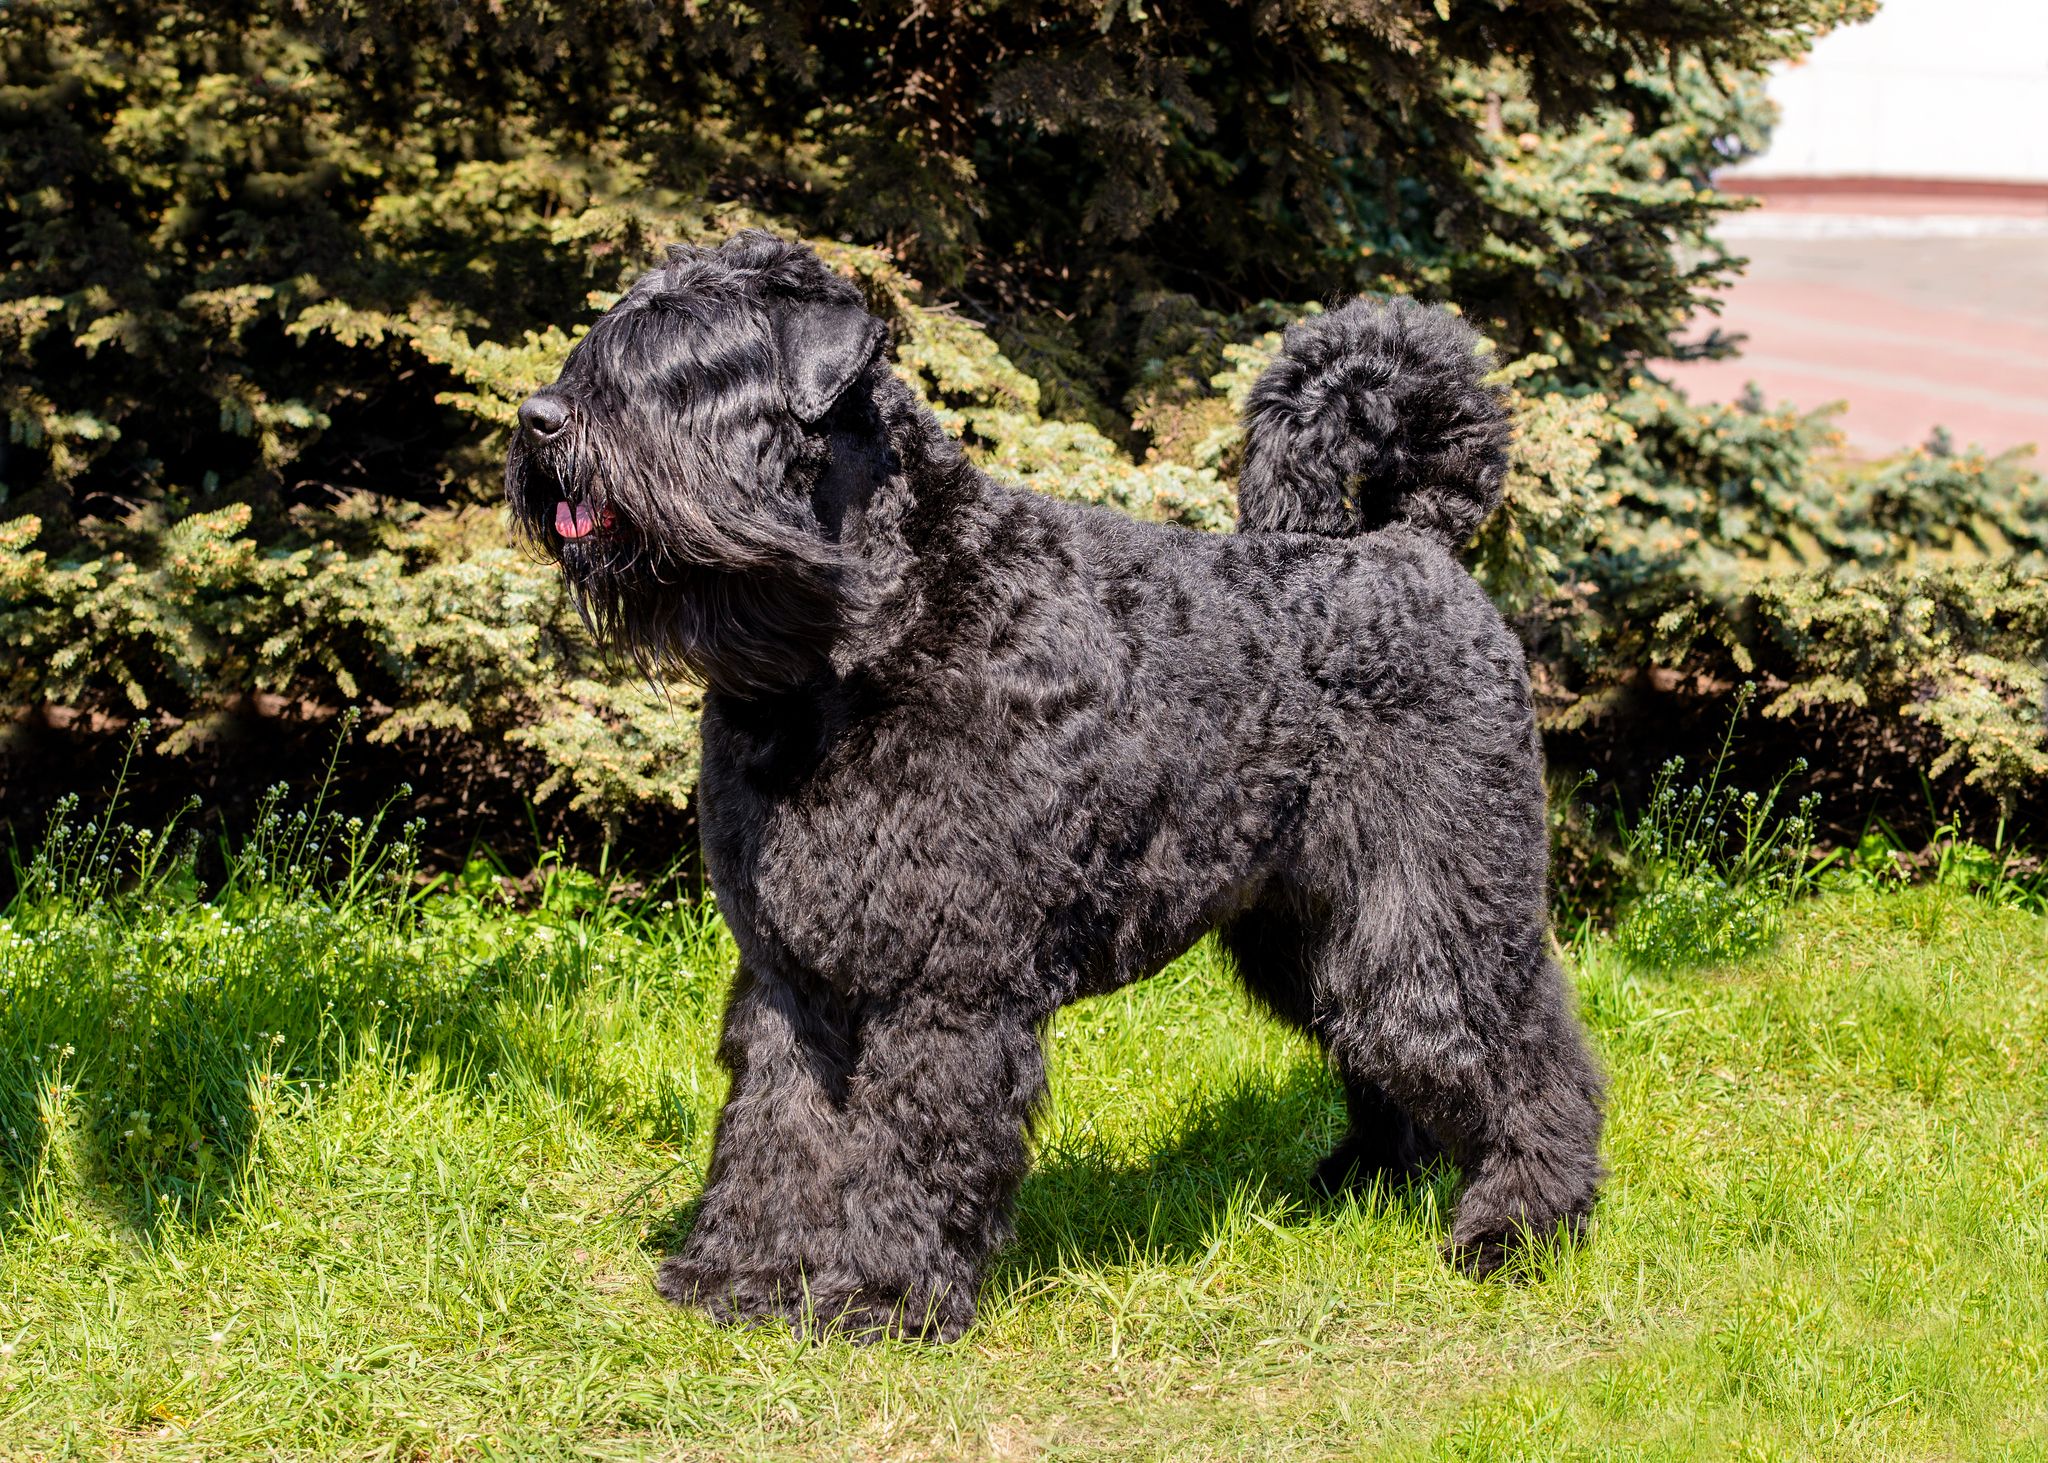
[{"x1": 518, "y1": 394, "x2": 570, "y2": 441}]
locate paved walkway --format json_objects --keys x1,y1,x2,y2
[{"x1": 1659, "y1": 199, "x2": 2048, "y2": 461}]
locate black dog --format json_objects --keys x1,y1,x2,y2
[{"x1": 506, "y1": 231, "x2": 1603, "y2": 1341}]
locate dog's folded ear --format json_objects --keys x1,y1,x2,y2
[{"x1": 776, "y1": 299, "x2": 887, "y2": 424}]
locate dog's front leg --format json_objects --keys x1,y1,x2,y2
[
  {"x1": 823, "y1": 988, "x2": 1047, "y2": 1341},
  {"x1": 656, "y1": 964, "x2": 861, "y2": 1330},
  {"x1": 659, "y1": 970, "x2": 1044, "y2": 1342}
]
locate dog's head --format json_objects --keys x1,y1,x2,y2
[{"x1": 505, "y1": 230, "x2": 891, "y2": 697}]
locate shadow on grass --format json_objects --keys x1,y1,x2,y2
[
  {"x1": 634, "y1": 1061, "x2": 1453, "y2": 1290},
  {"x1": 639, "y1": 1195, "x2": 703, "y2": 1260},
  {"x1": 0, "y1": 909, "x2": 716, "y2": 1238},
  {"x1": 999, "y1": 1063, "x2": 1453, "y2": 1279}
]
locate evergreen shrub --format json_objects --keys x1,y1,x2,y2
[{"x1": 2, "y1": 0, "x2": 2040, "y2": 855}]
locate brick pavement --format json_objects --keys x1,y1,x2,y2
[{"x1": 1658, "y1": 201, "x2": 2048, "y2": 461}]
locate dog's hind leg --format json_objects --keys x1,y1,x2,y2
[
  {"x1": 1222, "y1": 901, "x2": 1442, "y2": 1196},
  {"x1": 1315, "y1": 900, "x2": 1605, "y2": 1278}
]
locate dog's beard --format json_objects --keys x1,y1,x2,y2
[{"x1": 506, "y1": 424, "x2": 848, "y2": 699}]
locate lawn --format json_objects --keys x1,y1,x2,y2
[{"x1": 2, "y1": 856, "x2": 2045, "y2": 1460}]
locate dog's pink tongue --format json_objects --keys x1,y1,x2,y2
[{"x1": 555, "y1": 501, "x2": 598, "y2": 540}]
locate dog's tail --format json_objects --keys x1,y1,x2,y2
[{"x1": 1235, "y1": 297, "x2": 1512, "y2": 550}]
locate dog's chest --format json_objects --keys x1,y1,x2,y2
[
  {"x1": 758, "y1": 777, "x2": 1068, "y2": 994},
  {"x1": 702, "y1": 698, "x2": 1145, "y2": 998},
  {"x1": 704, "y1": 704, "x2": 1265, "y2": 1005}
]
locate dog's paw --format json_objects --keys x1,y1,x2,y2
[
  {"x1": 653, "y1": 1253, "x2": 734, "y2": 1309},
  {"x1": 1442, "y1": 1233, "x2": 1513, "y2": 1280},
  {"x1": 1311, "y1": 1146, "x2": 1378, "y2": 1198},
  {"x1": 656, "y1": 1256, "x2": 974, "y2": 1342},
  {"x1": 1443, "y1": 1208, "x2": 1588, "y2": 1281},
  {"x1": 1312, "y1": 1150, "x2": 1400, "y2": 1198},
  {"x1": 804, "y1": 1284, "x2": 975, "y2": 1344}
]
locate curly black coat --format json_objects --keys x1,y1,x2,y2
[{"x1": 505, "y1": 231, "x2": 1605, "y2": 1341}]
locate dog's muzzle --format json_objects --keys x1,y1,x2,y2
[
  {"x1": 518, "y1": 393, "x2": 570, "y2": 442},
  {"x1": 513, "y1": 392, "x2": 618, "y2": 546}
]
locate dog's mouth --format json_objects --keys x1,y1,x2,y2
[
  {"x1": 515, "y1": 457, "x2": 621, "y2": 554},
  {"x1": 554, "y1": 498, "x2": 616, "y2": 542},
  {"x1": 506, "y1": 424, "x2": 625, "y2": 554}
]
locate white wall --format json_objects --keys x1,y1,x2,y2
[{"x1": 1729, "y1": 0, "x2": 2048, "y2": 184}]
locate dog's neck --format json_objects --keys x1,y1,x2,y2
[
  {"x1": 808, "y1": 427, "x2": 894, "y2": 545},
  {"x1": 809, "y1": 376, "x2": 985, "y2": 683}
]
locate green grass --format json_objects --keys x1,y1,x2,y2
[{"x1": 2, "y1": 872, "x2": 2045, "y2": 1460}]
